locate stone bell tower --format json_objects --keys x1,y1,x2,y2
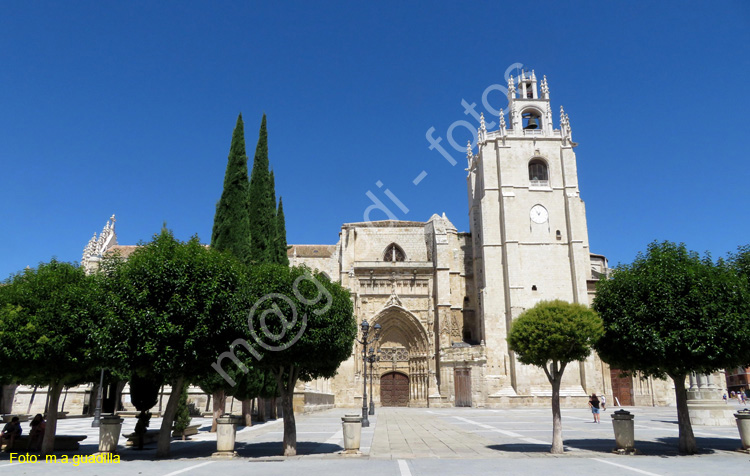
[{"x1": 467, "y1": 71, "x2": 597, "y2": 401}]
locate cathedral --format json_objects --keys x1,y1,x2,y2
[
  {"x1": 5, "y1": 72, "x2": 689, "y2": 417},
  {"x1": 289, "y1": 71, "x2": 618, "y2": 408}
]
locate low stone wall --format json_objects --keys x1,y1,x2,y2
[
  {"x1": 293, "y1": 391, "x2": 335, "y2": 414},
  {"x1": 688, "y1": 401, "x2": 738, "y2": 426},
  {"x1": 487, "y1": 395, "x2": 593, "y2": 408}
]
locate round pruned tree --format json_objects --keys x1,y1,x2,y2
[
  {"x1": 593, "y1": 241, "x2": 750, "y2": 454},
  {"x1": 507, "y1": 300, "x2": 603, "y2": 454},
  {"x1": 102, "y1": 228, "x2": 250, "y2": 458},
  {"x1": 0, "y1": 260, "x2": 107, "y2": 455},
  {"x1": 223, "y1": 263, "x2": 356, "y2": 456}
]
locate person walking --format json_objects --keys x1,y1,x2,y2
[
  {"x1": 588, "y1": 394, "x2": 601, "y2": 423},
  {"x1": 600, "y1": 394, "x2": 607, "y2": 411}
]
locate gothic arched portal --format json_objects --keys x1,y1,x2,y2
[{"x1": 370, "y1": 305, "x2": 431, "y2": 406}]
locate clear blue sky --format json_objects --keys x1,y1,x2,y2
[{"x1": 1, "y1": 1, "x2": 748, "y2": 278}]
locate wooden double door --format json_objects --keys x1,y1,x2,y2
[
  {"x1": 454, "y1": 368, "x2": 472, "y2": 407},
  {"x1": 610, "y1": 368, "x2": 634, "y2": 406},
  {"x1": 380, "y1": 372, "x2": 409, "y2": 406}
]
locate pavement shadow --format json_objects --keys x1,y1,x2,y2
[
  {"x1": 236, "y1": 441, "x2": 342, "y2": 458},
  {"x1": 653, "y1": 436, "x2": 740, "y2": 455},
  {"x1": 560, "y1": 438, "x2": 616, "y2": 453},
  {"x1": 486, "y1": 443, "x2": 550, "y2": 453}
]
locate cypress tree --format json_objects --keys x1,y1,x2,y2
[
  {"x1": 268, "y1": 170, "x2": 279, "y2": 263},
  {"x1": 276, "y1": 197, "x2": 289, "y2": 266},
  {"x1": 211, "y1": 114, "x2": 252, "y2": 266},
  {"x1": 248, "y1": 114, "x2": 275, "y2": 264}
]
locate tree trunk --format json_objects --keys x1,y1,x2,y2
[
  {"x1": 257, "y1": 397, "x2": 266, "y2": 422},
  {"x1": 271, "y1": 396, "x2": 278, "y2": 419},
  {"x1": 60, "y1": 386, "x2": 69, "y2": 412},
  {"x1": 26, "y1": 385, "x2": 38, "y2": 414},
  {"x1": 156, "y1": 376, "x2": 184, "y2": 458},
  {"x1": 280, "y1": 389, "x2": 296, "y2": 456},
  {"x1": 114, "y1": 381, "x2": 126, "y2": 412},
  {"x1": 550, "y1": 375, "x2": 564, "y2": 454},
  {"x1": 275, "y1": 366, "x2": 299, "y2": 456},
  {"x1": 241, "y1": 399, "x2": 253, "y2": 427},
  {"x1": 671, "y1": 374, "x2": 697, "y2": 454},
  {"x1": 40, "y1": 382, "x2": 64, "y2": 456},
  {"x1": 211, "y1": 389, "x2": 226, "y2": 432},
  {"x1": 1, "y1": 384, "x2": 17, "y2": 414}
]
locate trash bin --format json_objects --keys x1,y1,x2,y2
[
  {"x1": 98, "y1": 415, "x2": 124, "y2": 454},
  {"x1": 611, "y1": 409, "x2": 635, "y2": 453},
  {"x1": 734, "y1": 409, "x2": 750, "y2": 451},
  {"x1": 341, "y1": 414, "x2": 362, "y2": 454},
  {"x1": 213, "y1": 415, "x2": 241, "y2": 458}
]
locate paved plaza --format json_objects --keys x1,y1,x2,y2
[{"x1": 1, "y1": 405, "x2": 748, "y2": 475}]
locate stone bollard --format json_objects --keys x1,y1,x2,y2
[
  {"x1": 212, "y1": 415, "x2": 241, "y2": 458},
  {"x1": 734, "y1": 409, "x2": 750, "y2": 452},
  {"x1": 611, "y1": 409, "x2": 636, "y2": 454},
  {"x1": 98, "y1": 415, "x2": 124, "y2": 454},
  {"x1": 341, "y1": 414, "x2": 362, "y2": 454}
]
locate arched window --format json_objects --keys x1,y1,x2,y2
[
  {"x1": 528, "y1": 159, "x2": 549, "y2": 187},
  {"x1": 383, "y1": 243, "x2": 405, "y2": 262}
]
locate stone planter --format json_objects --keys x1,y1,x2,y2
[
  {"x1": 341, "y1": 414, "x2": 362, "y2": 454},
  {"x1": 734, "y1": 409, "x2": 750, "y2": 451},
  {"x1": 98, "y1": 415, "x2": 124, "y2": 454},
  {"x1": 212, "y1": 415, "x2": 241, "y2": 458},
  {"x1": 611, "y1": 409, "x2": 635, "y2": 453}
]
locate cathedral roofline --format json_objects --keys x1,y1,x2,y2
[{"x1": 342, "y1": 220, "x2": 427, "y2": 228}]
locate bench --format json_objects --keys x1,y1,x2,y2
[
  {"x1": 172, "y1": 424, "x2": 200, "y2": 438},
  {"x1": 125, "y1": 429, "x2": 160, "y2": 447},
  {"x1": 1, "y1": 414, "x2": 30, "y2": 423},
  {"x1": 1, "y1": 435, "x2": 87, "y2": 451},
  {"x1": 118, "y1": 411, "x2": 162, "y2": 418}
]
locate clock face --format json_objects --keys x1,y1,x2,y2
[{"x1": 530, "y1": 204, "x2": 548, "y2": 224}]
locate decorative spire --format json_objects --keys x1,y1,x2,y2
[
  {"x1": 479, "y1": 113, "x2": 486, "y2": 134},
  {"x1": 531, "y1": 70, "x2": 537, "y2": 81},
  {"x1": 541, "y1": 75, "x2": 549, "y2": 95},
  {"x1": 520, "y1": 70, "x2": 526, "y2": 81},
  {"x1": 499, "y1": 110, "x2": 506, "y2": 129},
  {"x1": 466, "y1": 140, "x2": 473, "y2": 159},
  {"x1": 560, "y1": 105, "x2": 567, "y2": 126},
  {"x1": 507, "y1": 75, "x2": 516, "y2": 96}
]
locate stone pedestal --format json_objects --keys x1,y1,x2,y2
[
  {"x1": 687, "y1": 400, "x2": 736, "y2": 426},
  {"x1": 98, "y1": 415, "x2": 123, "y2": 454},
  {"x1": 341, "y1": 414, "x2": 362, "y2": 454},
  {"x1": 611, "y1": 410, "x2": 635, "y2": 453},
  {"x1": 735, "y1": 410, "x2": 750, "y2": 451},
  {"x1": 212, "y1": 415, "x2": 240, "y2": 458}
]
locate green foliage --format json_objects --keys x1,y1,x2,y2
[
  {"x1": 230, "y1": 366, "x2": 278, "y2": 401},
  {"x1": 243, "y1": 264, "x2": 357, "y2": 382},
  {"x1": 593, "y1": 241, "x2": 750, "y2": 379},
  {"x1": 173, "y1": 383, "x2": 191, "y2": 433},
  {"x1": 0, "y1": 260, "x2": 105, "y2": 386},
  {"x1": 102, "y1": 228, "x2": 250, "y2": 383},
  {"x1": 276, "y1": 197, "x2": 289, "y2": 266},
  {"x1": 508, "y1": 300, "x2": 603, "y2": 372},
  {"x1": 729, "y1": 244, "x2": 750, "y2": 281},
  {"x1": 211, "y1": 114, "x2": 253, "y2": 266},
  {"x1": 248, "y1": 114, "x2": 276, "y2": 264},
  {"x1": 130, "y1": 373, "x2": 161, "y2": 413}
]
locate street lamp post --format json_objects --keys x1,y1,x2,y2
[
  {"x1": 366, "y1": 347, "x2": 380, "y2": 415},
  {"x1": 356, "y1": 319, "x2": 381, "y2": 427}
]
